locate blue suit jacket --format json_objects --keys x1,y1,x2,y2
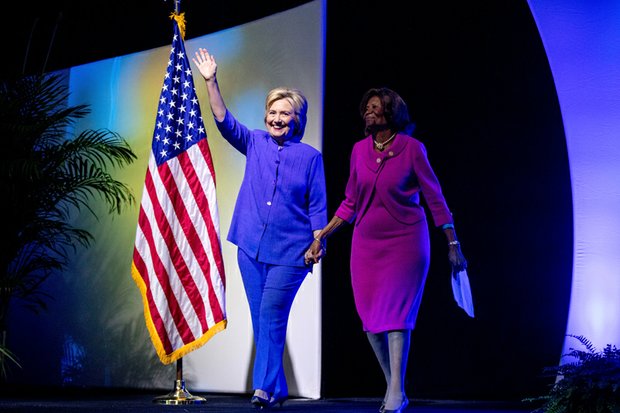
[{"x1": 216, "y1": 110, "x2": 327, "y2": 267}]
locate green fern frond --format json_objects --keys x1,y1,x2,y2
[{"x1": 525, "y1": 335, "x2": 620, "y2": 413}]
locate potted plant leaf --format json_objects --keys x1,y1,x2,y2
[
  {"x1": 526, "y1": 334, "x2": 620, "y2": 413},
  {"x1": 0, "y1": 72, "x2": 137, "y2": 379}
]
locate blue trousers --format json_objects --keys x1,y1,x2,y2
[{"x1": 237, "y1": 248, "x2": 308, "y2": 398}]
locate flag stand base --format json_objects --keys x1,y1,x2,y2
[
  {"x1": 153, "y1": 379, "x2": 207, "y2": 405},
  {"x1": 153, "y1": 359, "x2": 206, "y2": 404}
]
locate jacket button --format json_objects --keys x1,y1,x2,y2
[{"x1": 376, "y1": 158, "x2": 381, "y2": 163}]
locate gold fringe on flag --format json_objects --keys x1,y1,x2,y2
[{"x1": 170, "y1": 12, "x2": 186, "y2": 39}]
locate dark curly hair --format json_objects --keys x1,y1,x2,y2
[{"x1": 359, "y1": 87, "x2": 414, "y2": 136}]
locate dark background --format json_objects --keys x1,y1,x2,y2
[{"x1": 3, "y1": 0, "x2": 573, "y2": 402}]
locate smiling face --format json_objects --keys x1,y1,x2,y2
[
  {"x1": 363, "y1": 95, "x2": 388, "y2": 132},
  {"x1": 265, "y1": 98, "x2": 296, "y2": 143}
]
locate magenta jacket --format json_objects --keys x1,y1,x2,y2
[{"x1": 335, "y1": 133, "x2": 453, "y2": 227}]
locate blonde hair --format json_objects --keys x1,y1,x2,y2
[{"x1": 264, "y1": 87, "x2": 308, "y2": 138}]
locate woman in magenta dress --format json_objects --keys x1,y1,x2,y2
[{"x1": 305, "y1": 87, "x2": 467, "y2": 413}]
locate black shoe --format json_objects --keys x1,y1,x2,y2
[
  {"x1": 251, "y1": 395, "x2": 286, "y2": 409},
  {"x1": 268, "y1": 396, "x2": 286, "y2": 408},
  {"x1": 250, "y1": 395, "x2": 270, "y2": 409}
]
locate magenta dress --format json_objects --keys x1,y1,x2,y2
[{"x1": 335, "y1": 134, "x2": 453, "y2": 333}]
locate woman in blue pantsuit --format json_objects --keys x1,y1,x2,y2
[{"x1": 193, "y1": 48, "x2": 327, "y2": 409}]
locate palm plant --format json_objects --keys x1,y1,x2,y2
[{"x1": 0, "y1": 72, "x2": 137, "y2": 377}]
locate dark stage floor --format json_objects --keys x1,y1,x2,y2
[{"x1": 0, "y1": 389, "x2": 537, "y2": 413}]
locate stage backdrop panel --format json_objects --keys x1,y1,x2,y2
[
  {"x1": 7, "y1": 0, "x2": 324, "y2": 399},
  {"x1": 527, "y1": 0, "x2": 620, "y2": 353}
]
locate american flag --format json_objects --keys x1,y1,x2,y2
[{"x1": 131, "y1": 15, "x2": 226, "y2": 365}]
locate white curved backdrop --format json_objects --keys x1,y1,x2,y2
[{"x1": 527, "y1": 1, "x2": 620, "y2": 353}]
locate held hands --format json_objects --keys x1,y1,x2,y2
[
  {"x1": 192, "y1": 48, "x2": 217, "y2": 81},
  {"x1": 304, "y1": 239, "x2": 325, "y2": 266}
]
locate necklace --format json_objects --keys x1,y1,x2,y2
[{"x1": 373, "y1": 133, "x2": 396, "y2": 151}]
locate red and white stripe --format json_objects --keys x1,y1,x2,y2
[{"x1": 132, "y1": 138, "x2": 226, "y2": 364}]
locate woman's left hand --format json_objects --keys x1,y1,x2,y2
[{"x1": 448, "y1": 244, "x2": 468, "y2": 273}]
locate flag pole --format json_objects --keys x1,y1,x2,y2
[{"x1": 152, "y1": 0, "x2": 207, "y2": 406}]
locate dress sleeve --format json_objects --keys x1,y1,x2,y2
[
  {"x1": 335, "y1": 145, "x2": 359, "y2": 223},
  {"x1": 413, "y1": 142, "x2": 454, "y2": 227},
  {"x1": 308, "y1": 153, "x2": 328, "y2": 230},
  {"x1": 214, "y1": 109, "x2": 252, "y2": 155}
]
